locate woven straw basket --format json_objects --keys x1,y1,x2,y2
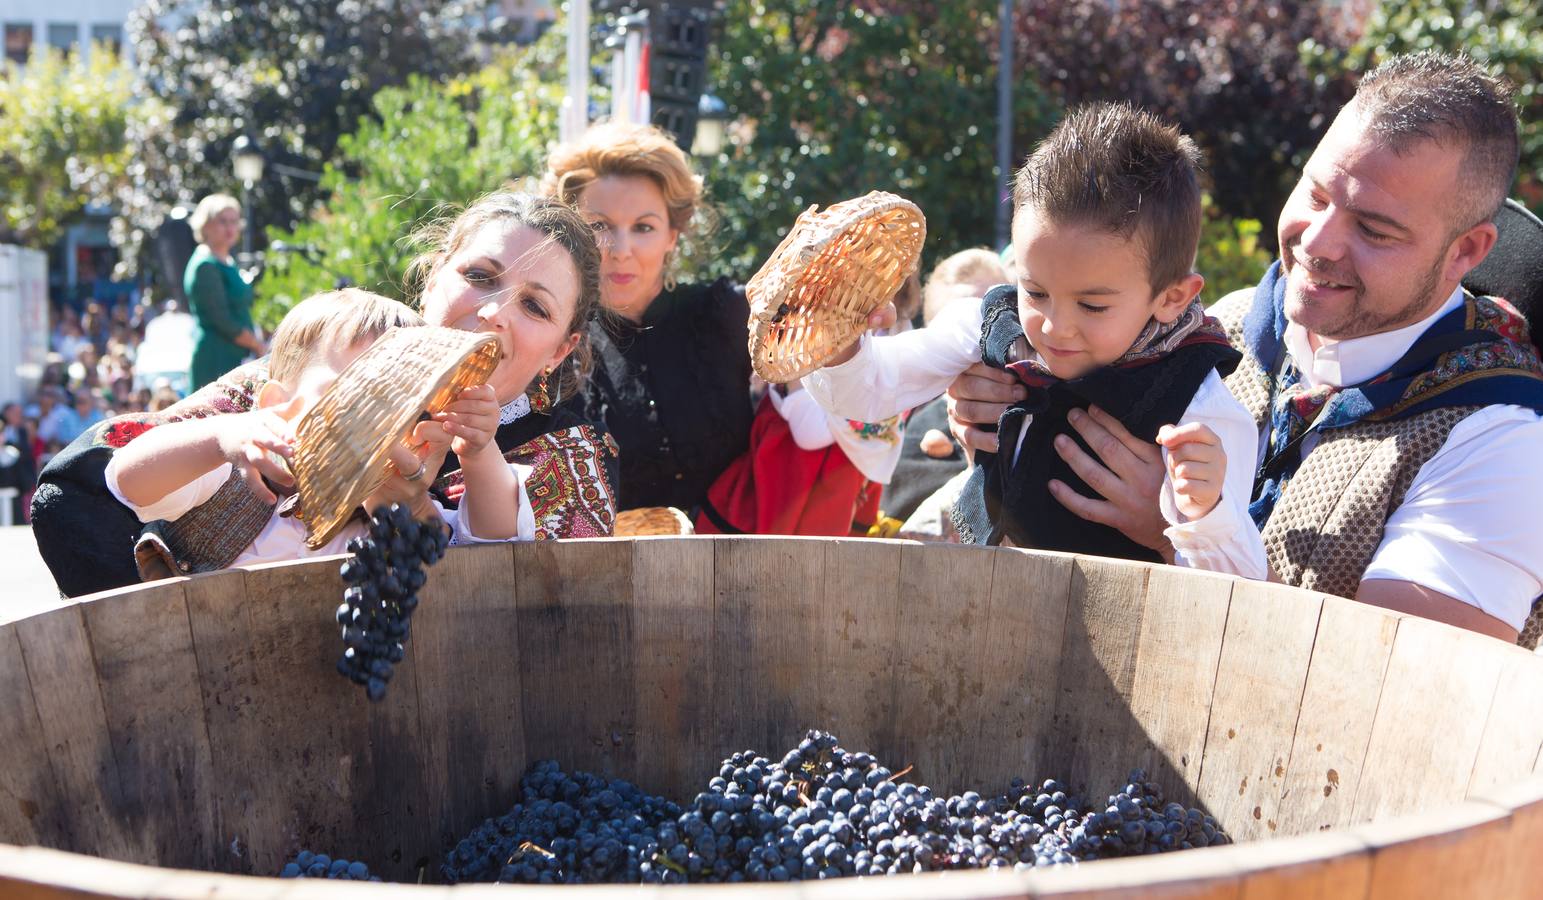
[
  {"x1": 290, "y1": 326, "x2": 502, "y2": 548},
  {"x1": 747, "y1": 191, "x2": 926, "y2": 383},
  {"x1": 614, "y1": 506, "x2": 696, "y2": 537}
]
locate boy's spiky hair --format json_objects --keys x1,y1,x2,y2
[{"x1": 1013, "y1": 102, "x2": 1203, "y2": 292}]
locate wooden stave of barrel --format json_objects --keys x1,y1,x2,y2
[{"x1": 1, "y1": 536, "x2": 1540, "y2": 898}]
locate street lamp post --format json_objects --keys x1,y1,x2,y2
[{"x1": 231, "y1": 135, "x2": 264, "y2": 259}]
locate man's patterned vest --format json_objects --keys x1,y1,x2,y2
[{"x1": 1211, "y1": 290, "x2": 1543, "y2": 648}]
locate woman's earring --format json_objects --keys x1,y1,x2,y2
[
  {"x1": 532, "y1": 367, "x2": 552, "y2": 414},
  {"x1": 662, "y1": 246, "x2": 678, "y2": 292}
]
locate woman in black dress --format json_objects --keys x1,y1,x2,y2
[{"x1": 545, "y1": 123, "x2": 753, "y2": 513}]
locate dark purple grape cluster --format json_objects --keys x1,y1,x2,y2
[
  {"x1": 432, "y1": 730, "x2": 1230, "y2": 885},
  {"x1": 335, "y1": 502, "x2": 449, "y2": 701},
  {"x1": 278, "y1": 849, "x2": 380, "y2": 881},
  {"x1": 440, "y1": 760, "x2": 684, "y2": 884}
]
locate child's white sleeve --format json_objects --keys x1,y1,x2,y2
[
  {"x1": 768, "y1": 387, "x2": 836, "y2": 451},
  {"x1": 437, "y1": 462, "x2": 538, "y2": 544},
  {"x1": 1161, "y1": 371, "x2": 1270, "y2": 580},
  {"x1": 802, "y1": 299, "x2": 984, "y2": 423},
  {"x1": 104, "y1": 456, "x2": 233, "y2": 524}
]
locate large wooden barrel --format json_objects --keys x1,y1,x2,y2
[{"x1": 2, "y1": 538, "x2": 1541, "y2": 898}]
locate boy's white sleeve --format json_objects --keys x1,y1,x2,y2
[
  {"x1": 802, "y1": 299, "x2": 984, "y2": 423},
  {"x1": 104, "y1": 456, "x2": 233, "y2": 524},
  {"x1": 1162, "y1": 371, "x2": 1269, "y2": 580},
  {"x1": 438, "y1": 462, "x2": 538, "y2": 544}
]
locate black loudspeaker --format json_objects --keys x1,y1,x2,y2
[
  {"x1": 153, "y1": 214, "x2": 196, "y2": 305},
  {"x1": 649, "y1": 3, "x2": 714, "y2": 149},
  {"x1": 1464, "y1": 199, "x2": 1543, "y2": 355}
]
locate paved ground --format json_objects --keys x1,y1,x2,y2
[{"x1": 1, "y1": 526, "x2": 70, "y2": 626}]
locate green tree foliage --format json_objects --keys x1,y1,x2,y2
[
  {"x1": 255, "y1": 36, "x2": 566, "y2": 329},
  {"x1": 1197, "y1": 204, "x2": 1273, "y2": 304},
  {"x1": 1303, "y1": 0, "x2": 1543, "y2": 213},
  {"x1": 701, "y1": 0, "x2": 1059, "y2": 281},
  {"x1": 109, "y1": 0, "x2": 497, "y2": 274},
  {"x1": 1013, "y1": 0, "x2": 1355, "y2": 235},
  {"x1": 0, "y1": 45, "x2": 133, "y2": 249}
]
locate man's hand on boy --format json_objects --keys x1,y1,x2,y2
[
  {"x1": 1156, "y1": 422, "x2": 1225, "y2": 521},
  {"x1": 214, "y1": 403, "x2": 298, "y2": 505},
  {"x1": 945, "y1": 363, "x2": 1028, "y2": 459},
  {"x1": 826, "y1": 304, "x2": 902, "y2": 367},
  {"x1": 1047, "y1": 406, "x2": 1173, "y2": 559},
  {"x1": 435, "y1": 384, "x2": 500, "y2": 460}
]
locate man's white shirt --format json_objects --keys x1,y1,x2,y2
[{"x1": 1283, "y1": 285, "x2": 1543, "y2": 631}]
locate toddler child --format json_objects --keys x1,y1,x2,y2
[
  {"x1": 805, "y1": 103, "x2": 1267, "y2": 577},
  {"x1": 106, "y1": 288, "x2": 530, "y2": 576}
]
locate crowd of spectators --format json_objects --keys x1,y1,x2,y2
[{"x1": 0, "y1": 294, "x2": 195, "y2": 523}]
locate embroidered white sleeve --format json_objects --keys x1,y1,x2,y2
[
  {"x1": 1162, "y1": 371, "x2": 1269, "y2": 581},
  {"x1": 1363, "y1": 405, "x2": 1543, "y2": 631},
  {"x1": 802, "y1": 298, "x2": 984, "y2": 423},
  {"x1": 829, "y1": 412, "x2": 906, "y2": 484},
  {"x1": 104, "y1": 457, "x2": 234, "y2": 524}
]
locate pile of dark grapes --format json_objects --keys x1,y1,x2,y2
[
  {"x1": 431, "y1": 730, "x2": 1230, "y2": 885},
  {"x1": 335, "y1": 502, "x2": 449, "y2": 701},
  {"x1": 279, "y1": 850, "x2": 380, "y2": 881}
]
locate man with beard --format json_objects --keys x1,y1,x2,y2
[{"x1": 944, "y1": 51, "x2": 1543, "y2": 644}]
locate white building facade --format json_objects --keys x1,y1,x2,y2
[{"x1": 2, "y1": 0, "x2": 138, "y2": 67}]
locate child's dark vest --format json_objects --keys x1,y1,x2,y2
[{"x1": 952, "y1": 286, "x2": 1240, "y2": 560}]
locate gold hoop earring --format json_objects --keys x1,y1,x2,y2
[{"x1": 532, "y1": 367, "x2": 552, "y2": 414}]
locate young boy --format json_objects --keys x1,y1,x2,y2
[
  {"x1": 106, "y1": 288, "x2": 522, "y2": 576},
  {"x1": 804, "y1": 102, "x2": 1266, "y2": 577}
]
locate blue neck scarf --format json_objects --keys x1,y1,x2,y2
[{"x1": 1245, "y1": 261, "x2": 1543, "y2": 529}]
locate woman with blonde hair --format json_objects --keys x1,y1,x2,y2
[
  {"x1": 185, "y1": 193, "x2": 265, "y2": 389},
  {"x1": 544, "y1": 123, "x2": 755, "y2": 513}
]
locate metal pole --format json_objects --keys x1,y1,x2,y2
[
  {"x1": 623, "y1": 20, "x2": 643, "y2": 123},
  {"x1": 995, "y1": 0, "x2": 1014, "y2": 250},
  {"x1": 241, "y1": 181, "x2": 253, "y2": 258},
  {"x1": 563, "y1": 0, "x2": 591, "y2": 142}
]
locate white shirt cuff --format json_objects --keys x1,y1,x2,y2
[
  {"x1": 1164, "y1": 487, "x2": 1269, "y2": 581},
  {"x1": 443, "y1": 462, "x2": 537, "y2": 544},
  {"x1": 104, "y1": 456, "x2": 232, "y2": 524}
]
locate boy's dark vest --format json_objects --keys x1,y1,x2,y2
[{"x1": 952, "y1": 286, "x2": 1240, "y2": 560}]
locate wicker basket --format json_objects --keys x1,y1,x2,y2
[
  {"x1": 613, "y1": 506, "x2": 696, "y2": 537},
  {"x1": 747, "y1": 191, "x2": 926, "y2": 383},
  {"x1": 289, "y1": 326, "x2": 502, "y2": 548}
]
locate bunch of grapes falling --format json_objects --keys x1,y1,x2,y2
[{"x1": 335, "y1": 502, "x2": 449, "y2": 701}]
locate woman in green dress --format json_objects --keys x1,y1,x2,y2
[{"x1": 184, "y1": 194, "x2": 266, "y2": 389}]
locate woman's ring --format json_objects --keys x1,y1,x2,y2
[{"x1": 404, "y1": 460, "x2": 428, "y2": 482}]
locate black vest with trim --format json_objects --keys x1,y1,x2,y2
[{"x1": 952, "y1": 286, "x2": 1241, "y2": 561}]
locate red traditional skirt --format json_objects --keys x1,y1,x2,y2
[{"x1": 696, "y1": 394, "x2": 880, "y2": 537}]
